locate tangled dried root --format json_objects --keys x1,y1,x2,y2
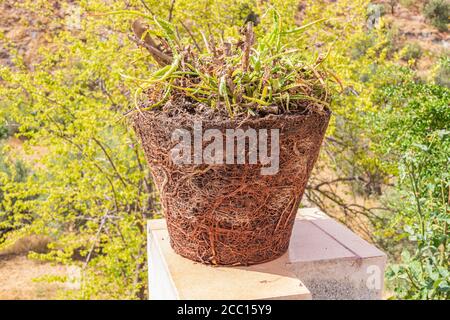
[{"x1": 133, "y1": 105, "x2": 330, "y2": 265}]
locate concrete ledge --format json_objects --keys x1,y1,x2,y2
[
  {"x1": 148, "y1": 208, "x2": 386, "y2": 300},
  {"x1": 290, "y1": 208, "x2": 386, "y2": 299},
  {"x1": 148, "y1": 220, "x2": 311, "y2": 300}
]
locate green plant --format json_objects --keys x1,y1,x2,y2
[
  {"x1": 423, "y1": 0, "x2": 449, "y2": 32},
  {"x1": 371, "y1": 82, "x2": 450, "y2": 299},
  {"x1": 123, "y1": 10, "x2": 335, "y2": 118},
  {"x1": 433, "y1": 55, "x2": 450, "y2": 88},
  {"x1": 350, "y1": 36, "x2": 376, "y2": 60},
  {"x1": 0, "y1": 125, "x2": 8, "y2": 140},
  {"x1": 0, "y1": 146, "x2": 30, "y2": 243},
  {"x1": 0, "y1": 0, "x2": 159, "y2": 299},
  {"x1": 400, "y1": 43, "x2": 423, "y2": 62}
]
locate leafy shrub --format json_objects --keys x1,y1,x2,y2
[
  {"x1": 400, "y1": 43, "x2": 423, "y2": 62},
  {"x1": 0, "y1": 125, "x2": 7, "y2": 140},
  {"x1": 350, "y1": 36, "x2": 375, "y2": 60},
  {"x1": 433, "y1": 55, "x2": 450, "y2": 88},
  {"x1": 423, "y1": 0, "x2": 449, "y2": 32},
  {"x1": 0, "y1": 148, "x2": 30, "y2": 243},
  {"x1": 372, "y1": 82, "x2": 450, "y2": 299}
]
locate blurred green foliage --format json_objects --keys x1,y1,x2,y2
[
  {"x1": 433, "y1": 55, "x2": 450, "y2": 88},
  {"x1": 423, "y1": 0, "x2": 449, "y2": 32},
  {"x1": 400, "y1": 43, "x2": 423, "y2": 63}
]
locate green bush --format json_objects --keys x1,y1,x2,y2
[
  {"x1": 400, "y1": 43, "x2": 423, "y2": 62},
  {"x1": 0, "y1": 147, "x2": 30, "y2": 243},
  {"x1": 434, "y1": 56, "x2": 450, "y2": 88},
  {"x1": 423, "y1": 0, "x2": 449, "y2": 32},
  {"x1": 0, "y1": 125, "x2": 7, "y2": 140},
  {"x1": 371, "y1": 82, "x2": 450, "y2": 300},
  {"x1": 350, "y1": 36, "x2": 375, "y2": 60}
]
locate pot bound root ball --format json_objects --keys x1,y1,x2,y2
[
  {"x1": 133, "y1": 107, "x2": 330, "y2": 265},
  {"x1": 127, "y1": 9, "x2": 336, "y2": 265}
]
